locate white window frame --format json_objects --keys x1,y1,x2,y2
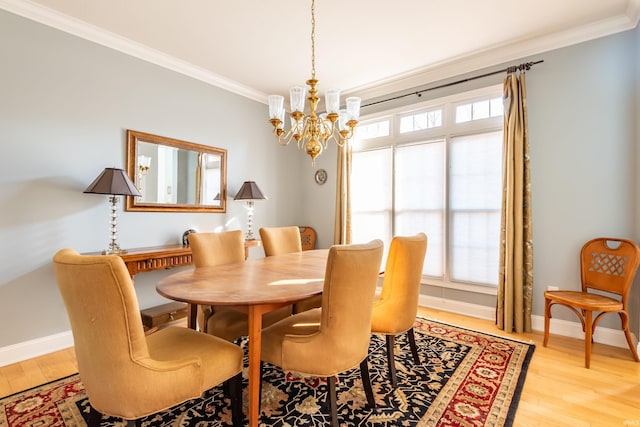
[{"x1": 353, "y1": 85, "x2": 503, "y2": 295}]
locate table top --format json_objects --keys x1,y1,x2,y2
[{"x1": 156, "y1": 249, "x2": 328, "y2": 306}]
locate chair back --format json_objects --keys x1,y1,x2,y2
[
  {"x1": 317, "y1": 240, "x2": 383, "y2": 371},
  {"x1": 260, "y1": 226, "x2": 302, "y2": 256},
  {"x1": 53, "y1": 249, "x2": 150, "y2": 411},
  {"x1": 580, "y1": 237, "x2": 640, "y2": 300},
  {"x1": 189, "y1": 230, "x2": 245, "y2": 267},
  {"x1": 372, "y1": 233, "x2": 427, "y2": 334},
  {"x1": 298, "y1": 226, "x2": 317, "y2": 251}
]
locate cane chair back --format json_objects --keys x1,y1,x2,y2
[{"x1": 298, "y1": 226, "x2": 317, "y2": 251}]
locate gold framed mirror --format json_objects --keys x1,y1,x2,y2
[{"x1": 125, "y1": 130, "x2": 227, "y2": 212}]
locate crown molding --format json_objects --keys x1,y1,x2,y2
[
  {"x1": 0, "y1": 0, "x2": 268, "y2": 103},
  {"x1": 348, "y1": 3, "x2": 640, "y2": 101},
  {"x1": 1, "y1": 0, "x2": 638, "y2": 105}
]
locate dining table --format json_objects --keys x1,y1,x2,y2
[{"x1": 156, "y1": 249, "x2": 329, "y2": 427}]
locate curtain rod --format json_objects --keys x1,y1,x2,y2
[{"x1": 362, "y1": 60, "x2": 544, "y2": 108}]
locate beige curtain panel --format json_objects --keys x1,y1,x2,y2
[
  {"x1": 334, "y1": 142, "x2": 352, "y2": 245},
  {"x1": 497, "y1": 71, "x2": 534, "y2": 333}
]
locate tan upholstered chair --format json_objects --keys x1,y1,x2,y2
[
  {"x1": 259, "y1": 226, "x2": 321, "y2": 313},
  {"x1": 259, "y1": 226, "x2": 302, "y2": 256},
  {"x1": 371, "y1": 233, "x2": 427, "y2": 387},
  {"x1": 260, "y1": 240, "x2": 384, "y2": 427},
  {"x1": 53, "y1": 249, "x2": 244, "y2": 427},
  {"x1": 544, "y1": 237, "x2": 640, "y2": 368},
  {"x1": 189, "y1": 230, "x2": 291, "y2": 342}
]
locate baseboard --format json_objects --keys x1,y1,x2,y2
[
  {"x1": 0, "y1": 331, "x2": 74, "y2": 367},
  {"x1": 530, "y1": 314, "x2": 639, "y2": 350},
  {"x1": 1, "y1": 297, "x2": 637, "y2": 367},
  {"x1": 418, "y1": 295, "x2": 639, "y2": 350},
  {"x1": 419, "y1": 295, "x2": 496, "y2": 320}
]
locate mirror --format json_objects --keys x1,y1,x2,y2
[{"x1": 125, "y1": 130, "x2": 227, "y2": 212}]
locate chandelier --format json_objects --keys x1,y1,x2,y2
[{"x1": 267, "y1": 0, "x2": 361, "y2": 165}]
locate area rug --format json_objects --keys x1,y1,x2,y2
[{"x1": 1, "y1": 317, "x2": 534, "y2": 426}]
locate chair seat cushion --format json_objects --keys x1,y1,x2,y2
[
  {"x1": 146, "y1": 326, "x2": 243, "y2": 391},
  {"x1": 544, "y1": 290, "x2": 623, "y2": 311}
]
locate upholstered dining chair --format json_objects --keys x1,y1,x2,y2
[
  {"x1": 189, "y1": 230, "x2": 291, "y2": 342},
  {"x1": 259, "y1": 226, "x2": 302, "y2": 256},
  {"x1": 260, "y1": 240, "x2": 384, "y2": 427},
  {"x1": 259, "y1": 226, "x2": 321, "y2": 313},
  {"x1": 53, "y1": 249, "x2": 244, "y2": 427},
  {"x1": 544, "y1": 237, "x2": 640, "y2": 368},
  {"x1": 371, "y1": 233, "x2": 427, "y2": 387}
]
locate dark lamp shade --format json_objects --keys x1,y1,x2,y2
[
  {"x1": 234, "y1": 181, "x2": 266, "y2": 201},
  {"x1": 84, "y1": 167, "x2": 142, "y2": 197}
]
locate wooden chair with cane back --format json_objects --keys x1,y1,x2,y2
[
  {"x1": 543, "y1": 237, "x2": 640, "y2": 368},
  {"x1": 298, "y1": 226, "x2": 317, "y2": 251}
]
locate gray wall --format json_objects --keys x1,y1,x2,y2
[
  {"x1": 0, "y1": 10, "x2": 310, "y2": 347},
  {"x1": 1, "y1": 8, "x2": 638, "y2": 350}
]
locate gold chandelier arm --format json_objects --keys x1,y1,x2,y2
[{"x1": 271, "y1": 124, "x2": 299, "y2": 147}]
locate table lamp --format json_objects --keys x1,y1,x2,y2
[
  {"x1": 234, "y1": 181, "x2": 266, "y2": 240},
  {"x1": 84, "y1": 167, "x2": 142, "y2": 254}
]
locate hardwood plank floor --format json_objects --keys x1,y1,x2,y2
[{"x1": 1, "y1": 309, "x2": 639, "y2": 426}]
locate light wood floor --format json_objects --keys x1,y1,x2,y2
[{"x1": 1, "y1": 309, "x2": 639, "y2": 426}]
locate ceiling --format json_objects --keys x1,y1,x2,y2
[{"x1": 3, "y1": 0, "x2": 639, "y2": 103}]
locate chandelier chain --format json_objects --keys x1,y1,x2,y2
[{"x1": 310, "y1": 0, "x2": 316, "y2": 79}]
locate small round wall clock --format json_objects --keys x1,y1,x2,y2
[{"x1": 314, "y1": 169, "x2": 327, "y2": 185}]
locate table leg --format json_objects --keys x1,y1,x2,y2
[
  {"x1": 187, "y1": 303, "x2": 197, "y2": 330},
  {"x1": 247, "y1": 305, "x2": 264, "y2": 427}
]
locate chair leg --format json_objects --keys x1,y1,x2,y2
[
  {"x1": 327, "y1": 376, "x2": 339, "y2": 427},
  {"x1": 543, "y1": 298, "x2": 551, "y2": 347},
  {"x1": 229, "y1": 372, "x2": 244, "y2": 427},
  {"x1": 359, "y1": 358, "x2": 376, "y2": 410},
  {"x1": 619, "y1": 312, "x2": 640, "y2": 362},
  {"x1": 407, "y1": 328, "x2": 420, "y2": 364},
  {"x1": 259, "y1": 361, "x2": 264, "y2": 413},
  {"x1": 87, "y1": 405, "x2": 101, "y2": 427},
  {"x1": 385, "y1": 335, "x2": 398, "y2": 388},
  {"x1": 584, "y1": 310, "x2": 592, "y2": 368}
]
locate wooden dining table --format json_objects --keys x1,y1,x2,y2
[{"x1": 156, "y1": 249, "x2": 329, "y2": 427}]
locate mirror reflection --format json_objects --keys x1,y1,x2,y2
[{"x1": 126, "y1": 130, "x2": 227, "y2": 212}]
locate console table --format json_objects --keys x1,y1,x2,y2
[{"x1": 87, "y1": 240, "x2": 262, "y2": 277}]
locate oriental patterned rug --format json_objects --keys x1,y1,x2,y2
[{"x1": 1, "y1": 317, "x2": 534, "y2": 426}]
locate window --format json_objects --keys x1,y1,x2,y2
[
  {"x1": 399, "y1": 108, "x2": 442, "y2": 133},
  {"x1": 356, "y1": 119, "x2": 390, "y2": 139},
  {"x1": 351, "y1": 86, "x2": 503, "y2": 290}
]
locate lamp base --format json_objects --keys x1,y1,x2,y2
[{"x1": 102, "y1": 248, "x2": 128, "y2": 255}]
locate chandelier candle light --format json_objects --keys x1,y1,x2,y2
[{"x1": 267, "y1": 0, "x2": 361, "y2": 165}]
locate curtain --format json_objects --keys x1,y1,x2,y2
[
  {"x1": 333, "y1": 141, "x2": 352, "y2": 245},
  {"x1": 195, "y1": 152, "x2": 204, "y2": 205},
  {"x1": 497, "y1": 71, "x2": 533, "y2": 333}
]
